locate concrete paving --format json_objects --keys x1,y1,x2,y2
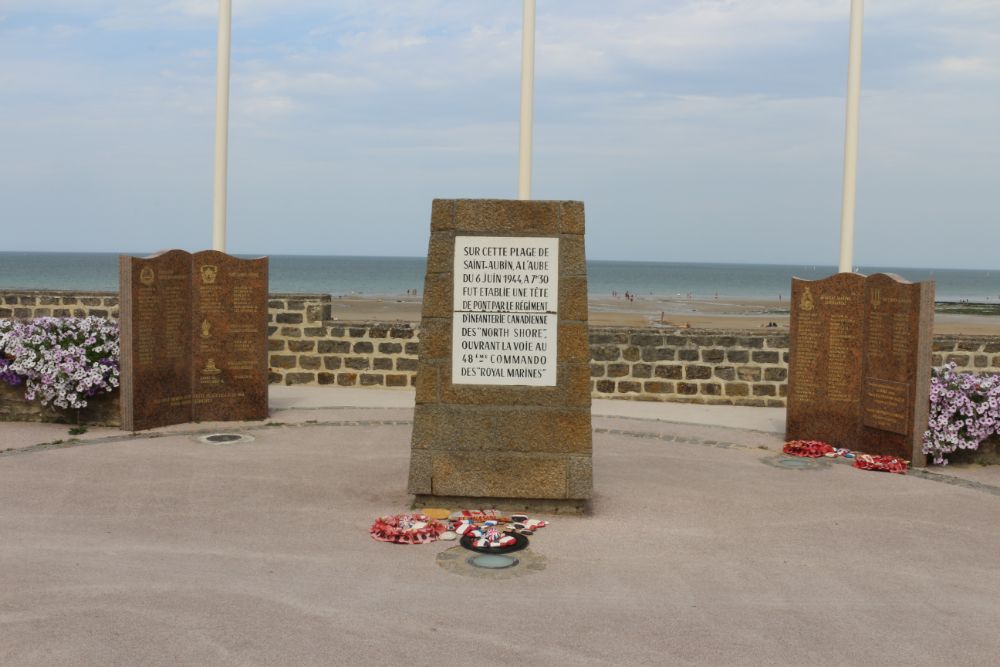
[{"x1": 2, "y1": 386, "x2": 999, "y2": 666}]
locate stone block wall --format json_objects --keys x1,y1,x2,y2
[
  {"x1": 0, "y1": 291, "x2": 120, "y2": 320},
  {"x1": 588, "y1": 328, "x2": 791, "y2": 407},
  {"x1": 0, "y1": 290, "x2": 420, "y2": 390},
  {"x1": 3, "y1": 289, "x2": 999, "y2": 405},
  {"x1": 266, "y1": 294, "x2": 419, "y2": 388},
  {"x1": 932, "y1": 337, "x2": 1000, "y2": 373},
  {"x1": 584, "y1": 330, "x2": 999, "y2": 406}
]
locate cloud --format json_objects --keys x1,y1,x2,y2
[
  {"x1": 338, "y1": 29, "x2": 428, "y2": 54},
  {"x1": 242, "y1": 69, "x2": 375, "y2": 97},
  {"x1": 1, "y1": 1, "x2": 998, "y2": 266},
  {"x1": 933, "y1": 56, "x2": 995, "y2": 75}
]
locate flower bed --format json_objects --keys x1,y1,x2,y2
[
  {"x1": 0, "y1": 317, "x2": 120, "y2": 426},
  {"x1": 923, "y1": 363, "x2": 1000, "y2": 465}
]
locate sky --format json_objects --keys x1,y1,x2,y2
[{"x1": 1, "y1": 1, "x2": 998, "y2": 268}]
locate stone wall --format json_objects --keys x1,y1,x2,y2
[
  {"x1": 266, "y1": 294, "x2": 419, "y2": 389},
  {"x1": 588, "y1": 328, "x2": 791, "y2": 407},
  {"x1": 586, "y1": 329, "x2": 1000, "y2": 406},
  {"x1": 1, "y1": 290, "x2": 120, "y2": 320},
  {"x1": 932, "y1": 337, "x2": 1000, "y2": 371},
  {"x1": 3, "y1": 289, "x2": 999, "y2": 405}
]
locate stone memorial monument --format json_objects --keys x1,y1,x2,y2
[
  {"x1": 408, "y1": 199, "x2": 592, "y2": 512},
  {"x1": 786, "y1": 273, "x2": 865, "y2": 450},
  {"x1": 119, "y1": 249, "x2": 268, "y2": 430},
  {"x1": 786, "y1": 272, "x2": 933, "y2": 463},
  {"x1": 860, "y1": 273, "x2": 934, "y2": 462}
]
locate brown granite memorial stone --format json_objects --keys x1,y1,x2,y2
[
  {"x1": 119, "y1": 250, "x2": 268, "y2": 431},
  {"x1": 408, "y1": 199, "x2": 592, "y2": 512},
  {"x1": 860, "y1": 273, "x2": 934, "y2": 462},
  {"x1": 786, "y1": 272, "x2": 934, "y2": 463},
  {"x1": 786, "y1": 273, "x2": 865, "y2": 450},
  {"x1": 119, "y1": 250, "x2": 193, "y2": 430},
  {"x1": 190, "y1": 251, "x2": 269, "y2": 422}
]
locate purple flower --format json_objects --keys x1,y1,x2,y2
[
  {"x1": 0, "y1": 316, "x2": 119, "y2": 410},
  {"x1": 923, "y1": 362, "x2": 1000, "y2": 465}
]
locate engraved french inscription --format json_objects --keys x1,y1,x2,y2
[{"x1": 451, "y1": 236, "x2": 559, "y2": 386}]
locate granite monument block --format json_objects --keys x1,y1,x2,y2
[
  {"x1": 860, "y1": 273, "x2": 934, "y2": 462},
  {"x1": 786, "y1": 273, "x2": 865, "y2": 449},
  {"x1": 408, "y1": 199, "x2": 592, "y2": 511},
  {"x1": 786, "y1": 272, "x2": 934, "y2": 463},
  {"x1": 119, "y1": 250, "x2": 268, "y2": 430}
]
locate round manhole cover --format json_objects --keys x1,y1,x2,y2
[
  {"x1": 197, "y1": 433, "x2": 255, "y2": 445},
  {"x1": 468, "y1": 554, "x2": 519, "y2": 570},
  {"x1": 760, "y1": 455, "x2": 830, "y2": 470},
  {"x1": 437, "y1": 546, "x2": 546, "y2": 579}
]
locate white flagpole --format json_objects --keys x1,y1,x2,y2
[
  {"x1": 838, "y1": 0, "x2": 864, "y2": 273},
  {"x1": 517, "y1": 0, "x2": 536, "y2": 200},
  {"x1": 212, "y1": 0, "x2": 232, "y2": 252}
]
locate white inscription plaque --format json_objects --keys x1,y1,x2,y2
[{"x1": 452, "y1": 236, "x2": 559, "y2": 386}]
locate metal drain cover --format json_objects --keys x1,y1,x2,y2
[
  {"x1": 468, "y1": 554, "x2": 519, "y2": 569},
  {"x1": 437, "y1": 546, "x2": 546, "y2": 579},
  {"x1": 760, "y1": 455, "x2": 830, "y2": 470},
  {"x1": 197, "y1": 433, "x2": 255, "y2": 445}
]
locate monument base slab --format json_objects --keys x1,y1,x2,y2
[{"x1": 412, "y1": 495, "x2": 589, "y2": 515}]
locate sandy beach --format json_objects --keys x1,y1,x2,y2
[{"x1": 328, "y1": 294, "x2": 1000, "y2": 336}]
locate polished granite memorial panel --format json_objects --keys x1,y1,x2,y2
[
  {"x1": 119, "y1": 250, "x2": 268, "y2": 431},
  {"x1": 787, "y1": 272, "x2": 933, "y2": 463}
]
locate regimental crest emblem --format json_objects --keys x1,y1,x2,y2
[
  {"x1": 200, "y1": 319, "x2": 212, "y2": 338},
  {"x1": 200, "y1": 357, "x2": 223, "y2": 385},
  {"x1": 200, "y1": 265, "x2": 218, "y2": 284},
  {"x1": 800, "y1": 286, "x2": 815, "y2": 312},
  {"x1": 870, "y1": 288, "x2": 882, "y2": 310},
  {"x1": 139, "y1": 266, "x2": 155, "y2": 286}
]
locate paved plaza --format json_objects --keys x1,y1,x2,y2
[{"x1": 2, "y1": 387, "x2": 999, "y2": 666}]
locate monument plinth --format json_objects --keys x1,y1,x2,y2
[
  {"x1": 119, "y1": 250, "x2": 268, "y2": 431},
  {"x1": 786, "y1": 272, "x2": 933, "y2": 463},
  {"x1": 408, "y1": 199, "x2": 592, "y2": 512}
]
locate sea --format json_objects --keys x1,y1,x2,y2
[{"x1": 1, "y1": 252, "x2": 998, "y2": 303}]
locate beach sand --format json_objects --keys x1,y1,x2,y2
[{"x1": 328, "y1": 294, "x2": 1000, "y2": 336}]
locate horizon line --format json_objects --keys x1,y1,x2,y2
[{"x1": 0, "y1": 249, "x2": 996, "y2": 273}]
